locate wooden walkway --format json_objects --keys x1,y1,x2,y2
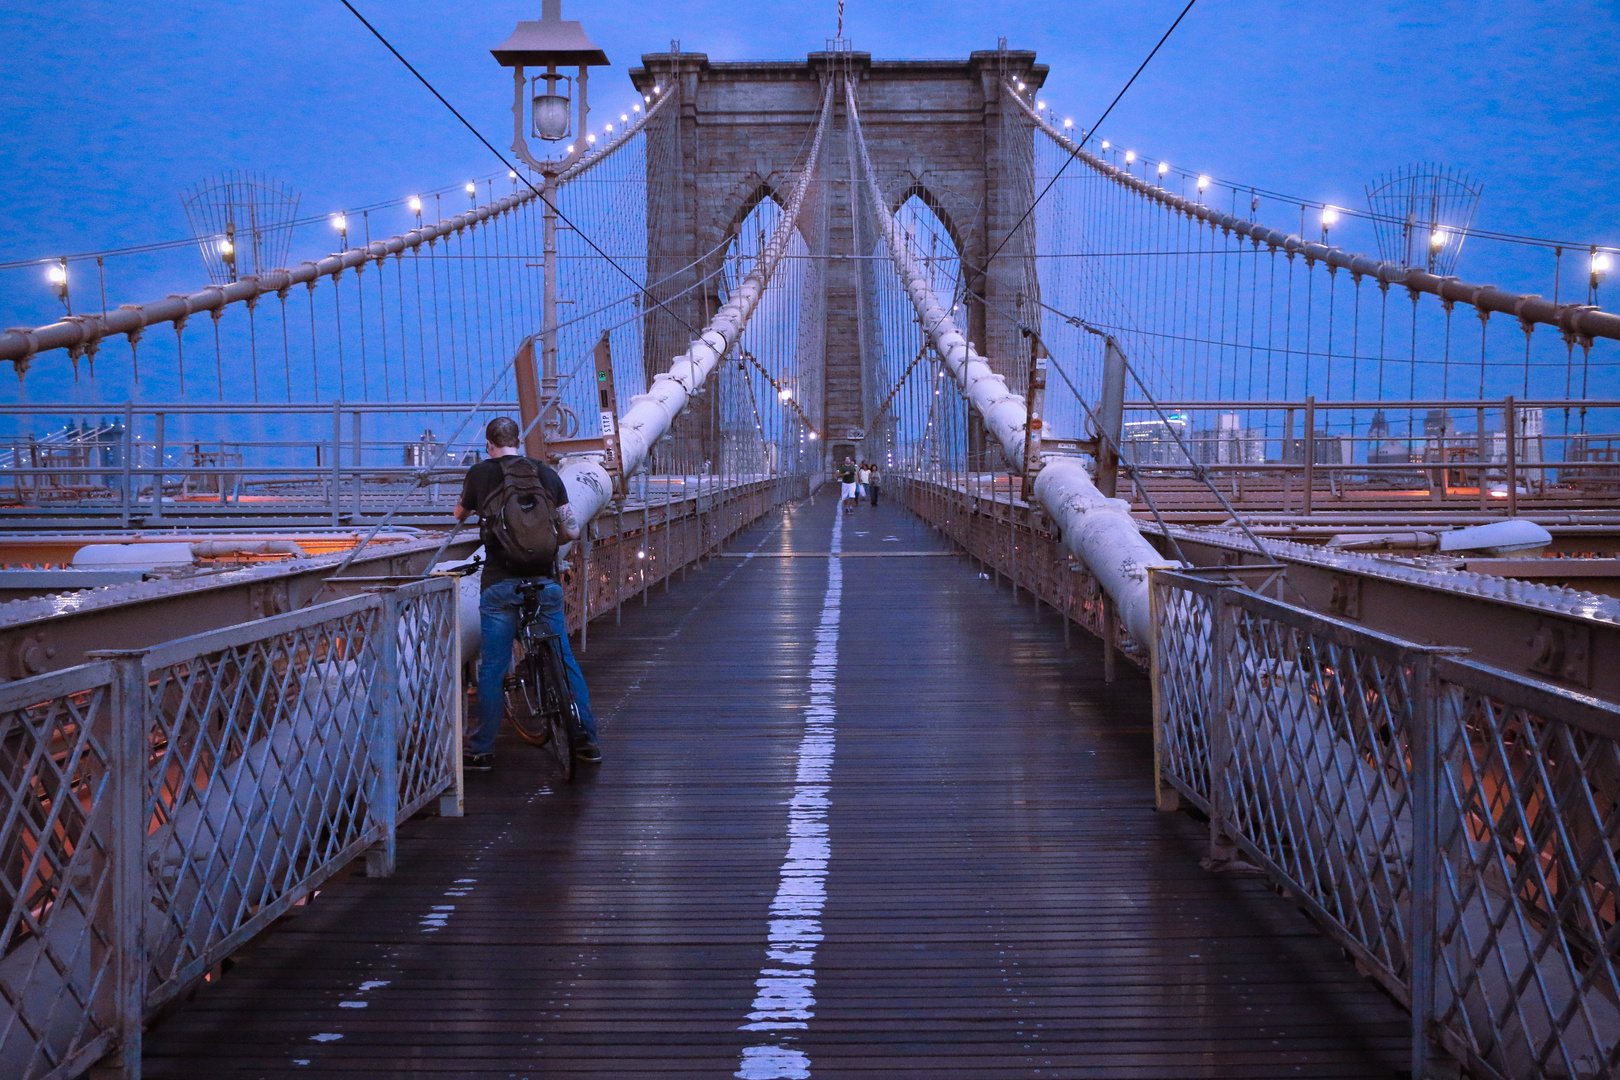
[{"x1": 142, "y1": 492, "x2": 1409, "y2": 1079}]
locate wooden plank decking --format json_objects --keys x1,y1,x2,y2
[{"x1": 142, "y1": 491, "x2": 1409, "y2": 1078}]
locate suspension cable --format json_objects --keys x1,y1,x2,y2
[{"x1": 982, "y1": 0, "x2": 1201, "y2": 271}]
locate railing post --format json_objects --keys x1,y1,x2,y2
[
  {"x1": 352, "y1": 409, "x2": 364, "y2": 519},
  {"x1": 1503, "y1": 395, "x2": 1518, "y2": 517},
  {"x1": 579, "y1": 529, "x2": 591, "y2": 653},
  {"x1": 330, "y1": 401, "x2": 342, "y2": 527},
  {"x1": 1147, "y1": 569, "x2": 1178, "y2": 812},
  {"x1": 151, "y1": 411, "x2": 165, "y2": 524},
  {"x1": 367, "y1": 589, "x2": 399, "y2": 877},
  {"x1": 88, "y1": 649, "x2": 148, "y2": 1080},
  {"x1": 441, "y1": 578, "x2": 465, "y2": 818},
  {"x1": 120, "y1": 401, "x2": 134, "y2": 528},
  {"x1": 1207, "y1": 587, "x2": 1239, "y2": 864},
  {"x1": 1302, "y1": 396, "x2": 1316, "y2": 516},
  {"x1": 1100, "y1": 594, "x2": 1117, "y2": 684},
  {"x1": 1408, "y1": 650, "x2": 1460, "y2": 1079}
]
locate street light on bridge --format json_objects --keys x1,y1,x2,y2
[
  {"x1": 45, "y1": 259, "x2": 69, "y2": 314},
  {"x1": 491, "y1": 1, "x2": 610, "y2": 447},
  {"x1": 1320, "y1": 205, "x2": 1339, "y2": 242}
]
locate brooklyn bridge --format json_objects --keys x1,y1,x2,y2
[{"x1": 1, "y1": 5, "x2": 1618, "y2": 1078}]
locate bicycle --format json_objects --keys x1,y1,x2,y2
[{"x1": 502, "y1": 581, "x2": 579, "y2": 781}]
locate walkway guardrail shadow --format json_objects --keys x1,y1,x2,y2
[
  {"x1": 0, "y1": 576, "x2": 461, "y2": 1080},
  {"x1": 1151, "y1": 568, "x2": 1620, "y2": 1080}
]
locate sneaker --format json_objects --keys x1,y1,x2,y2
[
  {"x1": 573, "y1": 741, "x2": 602, "y2": 764},
  {"x1": 465, "y1": 751, "x2": 495, "y2": 771}
]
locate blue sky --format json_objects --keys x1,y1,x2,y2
[{"x1": 0, "y1": 0, "x2": 1615, "y2": 387}]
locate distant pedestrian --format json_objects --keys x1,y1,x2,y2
[
  {"x1": 868, "y1": 464, "x2": 881, "y2": 506},
  {"x1": 838, "y1": 459, "x2": 859, "y2": 514},
  {"x1": 857, "y1": 462, "x2": 872, "y2": 507}
]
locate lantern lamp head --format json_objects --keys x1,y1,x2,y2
[{"x1": 492, "y1": 2, "x2": 608, "y2": 154}]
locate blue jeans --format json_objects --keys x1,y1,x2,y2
[{"x1": 474, "y1": 577, "x2": 598, "y2": 754}]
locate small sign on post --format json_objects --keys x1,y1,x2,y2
[
  {"x1": 545, "y1": 332, "x2": 627, "y2": 500},
  {"x1": 1021, "y1": 330, "x2": 1047, "y2": 501},
  {"x1": 593, "y1": 332, "x2": 626, "y2": 498}
]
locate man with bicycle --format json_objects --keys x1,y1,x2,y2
[{"x1": 453, "y1": 417, "x2": 601, "y2": 769}]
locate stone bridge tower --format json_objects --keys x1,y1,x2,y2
[{"x1": 631, "y1": 47, "x2": 1047, "y2": 466}]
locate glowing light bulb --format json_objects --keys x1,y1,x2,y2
[
  {"x1": 634, "y1": 102, "x2": 643, "y2": 111},
  {"x1": 1321, "y1": 206, "x2": 1339, "y2": 227},
  {"x1": 1157, "y1": 161, "x2": 1169, "y2": 177},
  {"x1": 643, "y1": 95, "x2": 651, "y2": 104},
  {"x1": 565, "y1": 144, "x2": 575, "y2": 154},
  {"x1": 1197, "y1": 175, "x2": 1211, "y2": 192},
  {"x1": 408, "y1": 195, "x2": 422, "y2": 213},
  {"x1": 465, "y1": 182, "x2": 476, "y2": 196},
  {"x1": 1101, "y1": 140, "x2": 1110, "y2": 150},
  {"x1": 219, "y1": 238, "x2": 234, "y2": 256},
  {"x1": 331, "y1": 214, "x2": 347, "y2": 233},
  {"x1": 604, "y1": 123, "x2": 613, "y2": 134},
  {"x1": 1063, "y1": 118, "x2": 1073, "y2": 129},
  {"x1": 653, "y1": 84, "x2": 662, "y2": 94},
  {"x1": 1036, "y1": 99, "x2": 1046, "y2": 111},
  {"x1": 1430, "y1": 228, "x2": 1447, "y2": 248},
  {"x1": 46, "y1": 263, "x2": 66, "y2": 285},
  {"x1": 586, "y1": 133, "x2": 597, "y2": 145},
  {"x1": 636, "y1": 549, "x2": 646, "y2": 559},
  {"x1": 1016, "y1": 80, "x2": 1026, "y2": 91},
  {"x1": 621, "y1": 113, "x2": 629, "y2": 122},
  {"x1": 1125, "y1": 150, "x2": 1136, "y2": 163},
  {"x1": 808, "y1": 431, "x2": 818, "y2": 440},
  {"x1": 778, "y1": 388, "x2": 792, "y2": 401},
  {"x1": 1593, "y1": 253, "x2": 1613, "y2": 273},
  {"x1": 508, "y1": 169, "x2": 517, "y2": 180}
]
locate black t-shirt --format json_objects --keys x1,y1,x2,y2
[{"x1": 459, "y1": 455, "x2": 570, "y2": 591}]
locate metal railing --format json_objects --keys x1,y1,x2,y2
[
  {"x1": 1103, "y1": 398, "x2": 1620, "y2": 516},
  {"x1": 1151, "y1": 568, "x2": 1620, "y2": 1079},
  {"x1": 0, "y1": 576, "x2": 460, "y2": 1079}
]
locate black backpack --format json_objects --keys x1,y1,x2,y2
[{"x1": 478, "y1": 457, "x2": 562, "y2": 572}]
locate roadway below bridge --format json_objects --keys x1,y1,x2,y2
[{"x1": 142, "y1": 489, "x2": 1408, "y2": 1078}]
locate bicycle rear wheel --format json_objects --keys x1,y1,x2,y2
[
  {"x1": 505, "y1": 652, "x2": 553, "y2": 747},
  {"x1": 538, "y1": 642, "x2": 576, "y2": 781}
]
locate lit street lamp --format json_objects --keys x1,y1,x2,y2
[
  {"x1": 46, "y1": 259, "x2": 69, "y2": 314},
  {"x1": 491, "y1": 1, "x2": 609, "y2": 447}
]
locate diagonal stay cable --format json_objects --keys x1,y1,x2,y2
[
  {"x1": 964, "y1": 282, "x2": 1269, "y2": 560},
  {"x1": 1038, "y1": 342, "x2": 1190, "y2": 566},
  {"x1": 313, "y1": 246, "x2": 739, "y2": 594},
  {"x1": 337, "y1": 0, "x2": 701, "y2": 338},
  {"x1": 982, "y1": 0, "x2": 1200, "y2": 271}
]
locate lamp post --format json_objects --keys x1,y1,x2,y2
[{"x1": 492, "y1": 1, "x2": 609, "y2": 449}]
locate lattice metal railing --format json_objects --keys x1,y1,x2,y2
[
  {"x1": 0, "y1": 662, "x2": 132, "y2": 1080},
  {"x1": 0, "y1": 576, "x2": 459, "y2": 1079},
  {"x1": 1152, "y1": 568, "x2": 1620, "y2": 1079}
]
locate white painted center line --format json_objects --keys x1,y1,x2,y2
[{"x1": 736, "y1": 508, "x2": 842, "y2": 1080}]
